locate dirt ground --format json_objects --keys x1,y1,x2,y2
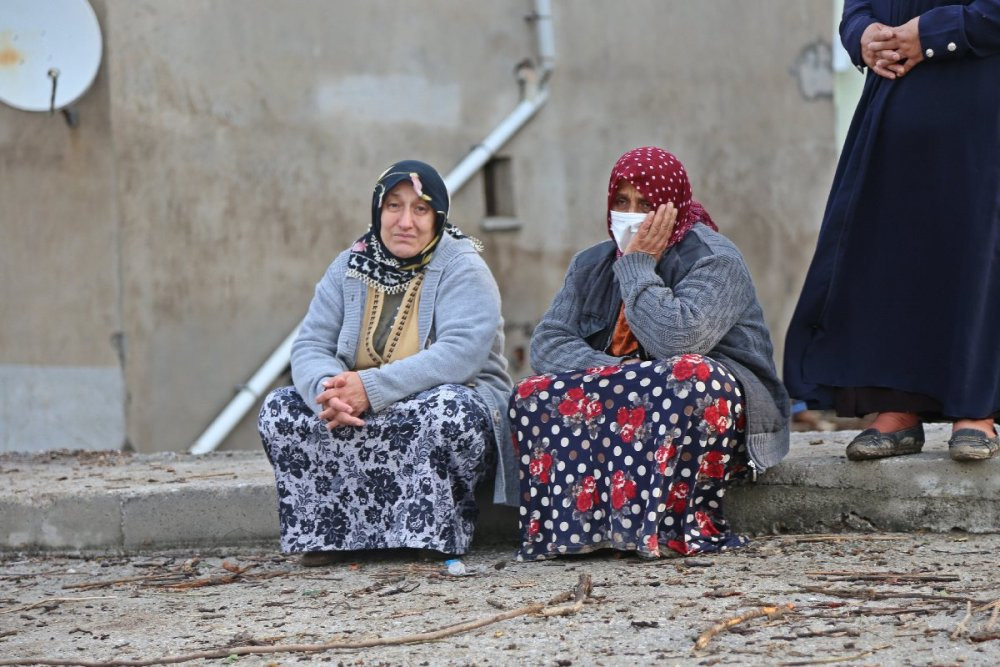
[{"x1": 2, "y1": 534, "x2": 999, "y2": 666}]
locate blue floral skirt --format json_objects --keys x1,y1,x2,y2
[
  {"x1": 510, "y1": 356, "x2": 748, "y2": 560},
  {"x1": 258, "y1": 384, "x2": 492, "y2": 555}
]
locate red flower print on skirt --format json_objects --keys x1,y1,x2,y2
[
  {"x1": 513, "y1": 374, "x2": 554, "y2": 411},
  {"x1": 667, "y1": 538, "x2": 693, "y2": 555},
  {"x1": 571, "y1": 475, "x2": 600, "y2": 517},
  {"x1": 611, "y1": 406, "x2": 647, "y2": 443},
  {"x1": 735, "y1": 412, "x2": 747, "y2": 432},
  {"x1": 697, "y1": 396, "x2": 732, "y2": 436},
  {"x1": 548, "y1": 385, "x2": 605, "y2": 438},
  {"x1": 664, "y1": 353, "x2": 712, "y2": 393},
  {"x1": 609, "y1": 469, "x2": 637, "y2": 511},
  {"x1": 512, "y1": 357, "x2": 750, "y2": 562},
  {"x1": 528, "y1": 446, "x2": 554, "y2": 484},
  {"x1": 665, "y1": 481, "x2": 689, "y2": 514},
  {"x1": 671, "y1": 359, "x2": 694, "y2": 382},
  {"x1": 698, "y1": 451, "x2": 726, "y2": 481},
  {"x1": 584, "y1": 364, "x2": 621, "y2": 379},
  {"x1": 644, "y1": 534, "x2": 660, "y2": 556},
  {"x1": 655, "y1": 439, "x2": 678, "y2": 475},
  {"x1": 558, "y1": 386, "x2": 587, "y2": 416},
  {"x1": 695, "y1": 510, "x2": 721, "y2": 536},
  {"x1": 517, "y1": 375, "x2": 551, "y2": 400}
]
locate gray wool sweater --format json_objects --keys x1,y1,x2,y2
[
  {"x1": 531, "y1": 225, "x2": 790, "y2": 472},
  {"x1": 291, "y1": 234, "x2": 517, "y2": 505}
]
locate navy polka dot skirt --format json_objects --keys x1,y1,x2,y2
[{"x1": 510, "y1": 355, "x2": 749, "y2": 560}]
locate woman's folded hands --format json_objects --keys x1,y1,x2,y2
[{"x1": 316, "y1": 372, "x2": 370, "y2": 428}]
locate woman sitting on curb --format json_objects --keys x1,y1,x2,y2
[
  {"x1": 258, "y1": 160, "x2": 513, "y2": 566},
  {"x1": 510, "y1": 146, "x2": 789, "y2": 561}
]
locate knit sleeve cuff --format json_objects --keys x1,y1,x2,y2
[
  {"x1": 358, "y1": 368, "x2": 387, "y2": 413},
  {"x1": 612, "y1": 252, "x2": 661, "y2": 295}
]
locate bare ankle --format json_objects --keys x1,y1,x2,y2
[
  {"x1": 953, "y1": 418, "x2": 996, "y2": 437},
  {"x1": 870, "y1": 412, "x2": 920, "y2": 433}
]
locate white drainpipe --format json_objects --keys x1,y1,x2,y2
[{"x1": 189, "y1": 0, "x2": 555, "y2": 455}]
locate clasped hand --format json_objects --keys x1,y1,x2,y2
[
  {"x1": 860, "y1": 17, "x2": 923, "y2": 80},
  {"x1": 623, "y1": 202, "x2": 678, "y2": 260},
  {"x1": 315, "y1": 371, "x2": 370, "y2": 429}
]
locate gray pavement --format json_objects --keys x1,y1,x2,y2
[
  {"x1": 2, "y1": 537, "x2": 1000, "y2": 665},
  {"x1": 2, "y1": 425, "x2": 999, "y2": 555}
]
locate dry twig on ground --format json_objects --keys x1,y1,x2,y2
[
  {"x1": 779, "y1": 643, "x2": 892, "y2": 665},
  {"x1": 951, "y1": 601, "x2": 974, "y2": 640},
  {"x1": 799, "y1": 584, "x2": 986, "y2": 606},
  {"x1": 63, "y1": 574, "x2": 185, "y2": 591},
  {"x1": 806, "y1": 570, "x2": 959, "y2": 583},
  {"x1": 776, "y1": 534, "x2": 906, "y2": 544},
  {"x1": 693, "y1": 602, "x2": 795, "y2": 652},
  {"x1": 0, "y1": 596, "x2": 117, "y2": 616},
  {"x1": 538, "y1": 573, "x2": 592, "y2": 617}
]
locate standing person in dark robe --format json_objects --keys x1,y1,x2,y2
[{"x1": 785, "y1": 1, "x2": 1000, "y2": 461}]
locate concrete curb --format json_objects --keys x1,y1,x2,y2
[{"x1": 2, "y1": 425, "x2": 997, "y2": 554}]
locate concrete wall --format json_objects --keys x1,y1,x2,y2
[
  {"x1": 0, "y1": 0, "x2": 123, "y2": 451},
  {"x1": 0, "y1": 1, "x2": 836, "y2": 454}
]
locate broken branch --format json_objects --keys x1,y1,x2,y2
[
  {"x1": 538, "y1": 573, "x2": 592, "y2": 618},
  {"x1": 693, "y1": 602, "x2": 795, "y2": 651},
  {"x1": 779, "y1": 643, "x2": 892, "y2": 665},
  {"x1": 0, "y1": 596, "x2": 117, "y2": 616}
]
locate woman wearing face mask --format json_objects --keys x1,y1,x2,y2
[
  {"x1": 511, "y1": 147, "x2": 789, "y2": 560},
  {"x1": 259, "y1": 160, "x2": 513, "y2": 566}
]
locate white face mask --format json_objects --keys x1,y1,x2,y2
[{"x1": 609, "y1": 211, "x2": 648, "y2": 251}]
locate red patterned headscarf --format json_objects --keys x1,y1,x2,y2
[{"x1": 606, "y1": 146, "x2": 717, "y2": 248}]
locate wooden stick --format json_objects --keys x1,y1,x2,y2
[
  {"x1": 975, "y1": 597, "x2": 1000, "y2": 614},
  {"x1": 693, "y1": 602, "x2": 795, "y2": 651},
  {"x1": 0, "y1": 569, "x2": 80, "y2": 581},
  {"x1": 806, "y1": 571, "x2": 959, "y2": 582},
  {"x1": 985, "y1": 600, "x2": 1000, "y2": 632},
  {"x1": 951, "y1": 601, "x2": 974, "y2": 640},
  {"x1": 782, "y1": 534, "x2": 906, "y2": 544},
  {"x1": 779, "y1": 643, "x2": 892, "y2": 665},
  {"x1": 0, "y1": 596, "x2": 117, "y2": 616},
  {"x1": 799, "y1": 585, "x2": 987, "y2": 606},
  {"x1": 0, "y1": 572, "x2": 594, "y2": 667},
  {"x1": 538, "y1": 573, "x2": 592, "y2": 617},
  {"x1": 63, "y1": 574, "x2": 187, "y2": 591}
]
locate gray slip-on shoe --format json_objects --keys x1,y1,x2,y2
[
  {"x1": 845, "y1": 424, "x2": 925, "y2": 461},
  {"x1": 948, "y1": 428, "x2": 1000, "y2": 461}
]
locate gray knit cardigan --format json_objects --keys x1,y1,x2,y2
[
  {"x1": 531, "y1": 226, "x2": 790, "y2": 472},
  {"x1": 291, "y1": 233, "x2": 516, "y2": 505}
]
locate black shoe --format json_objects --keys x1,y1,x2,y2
[
  {"x1": 948, "y1": 428, "x2": 1000, "y2": 461},
  {"x1": 845, "y1": 424, "x2": 924, "y2": 461}
]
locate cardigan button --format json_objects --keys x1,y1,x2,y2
[
  {"x1": 947, "y1": 42, "x2": 957, "y2": 52},
  {"x1": 925, "y1": 48, "x2": 935, "y2": 58}
]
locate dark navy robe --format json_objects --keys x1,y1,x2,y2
[{"x1": 784, "y1": 0, "x2": 1000, "y2": 418}]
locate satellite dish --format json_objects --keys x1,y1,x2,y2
[{"x1": 0, "y1": 0, "x2": 102, "y2": 113}]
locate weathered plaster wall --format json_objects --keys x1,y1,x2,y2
[
  {"x1": 0, "y1": 1, "x2": 835, "y2": 453},
  {"x1": 0, "y1": 0, "x2": 124, "y2": 451}
]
